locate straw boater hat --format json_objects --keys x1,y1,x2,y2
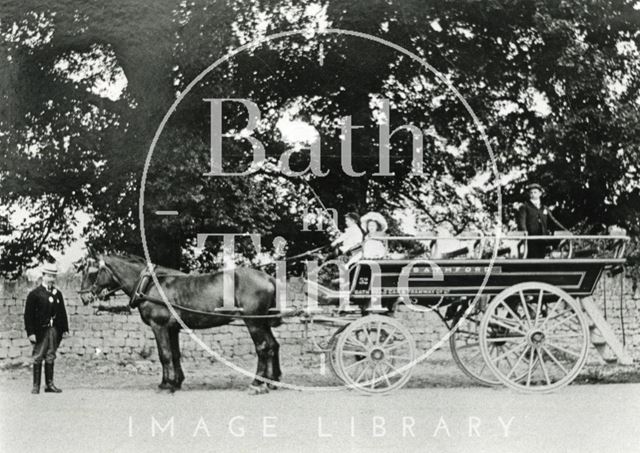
[
  {"x1": 41, "y1": 262, "x2": 58, "y2": 276},
  {"x1": 360, "y1": 211, "x2": 388, "y2": 233}
]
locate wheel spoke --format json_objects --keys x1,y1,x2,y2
[
  {"x1": 488, "y1": 316, "x2": 527, "y2": 335},
  {"x1": 498, "y1": 300, "x2": 529, "y2": 331},
  {"x1": 456, "y1": 343, "x2": 480, "y2": 351},
  {"x1": 354, "y1": 363, "x2": 370, "y2": 383},
  {"x1": 538, "y1": 348, "x2": 552, "y2": 385},
  {"x1": 545, "y1": 341, "x2": 582, "y2": 359},
  {"x1": 344, "y1": 336, "x2": 368, "y2": 351},
  {"x1": 380, "y1": 364, "x2": 392, "y2": 388},
  {"x1": 486, "y1": 336, "x2": 525, "y2": 343},
  {"x1": 361, "y1": 327, "x2": 374, "y2": 347},
  {"x1": 525, "y1": 347, "x2": 536, "y2": 386},
  {"x1": 505, "y1": 345, "x2": 529, "y2": 379},
  {"x1": 519, "y1": 290, "x2": 532, "y2": 326},
  {"x1": 380, "y1": 326, "x2": 397, "y2": 347},
  {"x1": 539, "y1": 297, "x2": 564, "y2": 330},
  {"x1": 534, "y1": 289, "x2": 544, "y2": 325},
  {"x1": 385, "y1": 339, "x2": 410, "y2": 352},
  {"x1": 546, "y1": 333, "x2": 583, "y2": 339},
  {"x1": 541, "y1": 345, "x2": 569, "y2": 376},
  {"x1": 546, "y1": 312, "x2": 579, "y2": 332},
  {"x1": 493, "y1": 340, "x2": 527, "y2": 363},
  {"x1": 342, "y1": 349, "x2": 366, "y2": 356},
  {"x1": 383, "y1": 359, "x2": 402, "y2": 379}
]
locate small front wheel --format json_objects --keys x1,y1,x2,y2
[{"x1": 335, "y1": 315, "x2": 416, "y2": 394}]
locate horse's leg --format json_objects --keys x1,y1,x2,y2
[
  {"x1": 151, "y1": 322, "x2": 176, "y2": 391},
  {"x1": 169, "y1": 326, "x2": 185, "y2": 389},
  {"x1": 264, "y1": 327, "x2": 281, "y2": 390},
  {"x1": 245, "y1": 322, "x2": 269, "y2": 395}
]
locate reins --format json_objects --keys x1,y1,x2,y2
[{"x1": 87, "y1": 259, "x2": 308, "y2": 320}]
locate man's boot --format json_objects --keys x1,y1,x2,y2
[
  {"x1": 44, "y1": 363, "x2": 62, "y2": 393},
  {"x1": 31, "y1": 363, "x2": 41, "y2": 394}
]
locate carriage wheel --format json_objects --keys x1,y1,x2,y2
[
  {"x1": 335, "y1": 315, "x2": 416, "y2": 394},
  {"x1": 479, "y1": 282, "x2": 589, "y2": 393},
  {"x1": 449, "y1": 306, "x2": 502, "y2": 387},
  {"x1": 327, "y1": 325, "x2": 347, "y2": 382}
]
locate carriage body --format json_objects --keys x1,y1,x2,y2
[
  {"x1": 321, "y1": 234, "x2": 631, "y2": 394},
  {"x1": 348, "y1": 257, "x2": 623, "y2": 302}
]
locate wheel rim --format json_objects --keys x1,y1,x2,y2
[
  {"x1": 450, "y1": 310, "x2": 503, "y2": 387},
  {"x1": 327, "y1": 325, "x2": 347, "y2": 382},
  {"x1": 479, "y1": 282, "x2": 589, "y2": 393},
  {"x1": 335, "y1": 315, "x2": 416, "y2": 394}
]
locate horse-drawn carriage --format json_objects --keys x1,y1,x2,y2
[
  {"x1": 78, "y1": 233, "x2": 632, "y2": 395},
  {"x1": 305, "y1": 232, "x2": 631, "y2": 394}
]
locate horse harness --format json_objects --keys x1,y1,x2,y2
[{"x1": 98, "y1": 263, "x2": 303, "y2": 320}]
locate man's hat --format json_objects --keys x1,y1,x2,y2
[
  {"x1": 526, "y1": 183, "x2": 544, "y2": 193},
  {"x1": 345, "y1": 211, "x2": 359, "y2": 222},
  {"x1": 41, "y1": 262, "x2": 58, "y2": 276}
]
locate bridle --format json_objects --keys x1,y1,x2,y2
[{"x1": 77, "y1": 258, "x2": 125, "y2": 301}]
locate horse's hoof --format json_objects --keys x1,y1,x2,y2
[
  {"x1": 247, "y1": 384, "x2": 269, "y2": 395},
  {"x1": 158, "y1": 382, "x2": 177, "y2": 393},
  {"x1": 156, "y1": 385, "x2": 176, "y2": 394},
  {"x1": 267, "y1": 382, "x2": 280, "y2": 391}
]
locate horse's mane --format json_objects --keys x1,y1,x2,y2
[{"x1": 103, "y1": 253, "x2": 186, "y2": 275}]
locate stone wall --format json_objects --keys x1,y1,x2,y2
[{"x1": 0, "y1": 273, "x2": 638, "y2": 367}]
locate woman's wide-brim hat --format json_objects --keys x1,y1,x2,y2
[
  {"x1": 41, "y1": 263, "x2": 58, "y2": 276},
  {"x1": 360, "y1": 211, "x2": 388, "y2": 232}
]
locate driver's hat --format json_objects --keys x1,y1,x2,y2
[{"x1": 526, "y1": 182, "x2": 544, "y2": 194}]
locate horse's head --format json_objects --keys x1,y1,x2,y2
[{"x1": 76, "y1": 254, "x2": 122, "y2": 305}]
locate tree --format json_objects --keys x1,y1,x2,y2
[{"x1": 1, "y1": 0, "x2": 639, "y2": 277}]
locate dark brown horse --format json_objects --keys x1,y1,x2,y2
[{"x1": 77, "y1": 253, "x2": 281, "y2": 393}]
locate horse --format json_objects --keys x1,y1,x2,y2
[{"x1": 76, "y1": 253, "x2": 281, "y2": 394}]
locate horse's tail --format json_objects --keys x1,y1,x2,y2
[{"x1": 268, "y1": 275, "x2": 283, "y2": 328}]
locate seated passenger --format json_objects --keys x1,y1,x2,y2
[
  {"x1": 360, "y1": 211, "x2": 388, "y2": 259},
  {"x1": 329, "y1": 212, "x2": 364, "y2": 268}
]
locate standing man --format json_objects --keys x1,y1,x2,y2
[
  {"x1": 517, "y1": 183, "x2": 565, "y2": 258},
  {"x1": 24, "y1": 263, "x2": 69, "y2": 394}
]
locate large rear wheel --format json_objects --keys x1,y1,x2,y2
[
  {"x1": 450, "y1": 306, "x2": 502, "y2": 387},
  {"x1": 479, "y1": 282, "x2": 589, "y2": 393}
]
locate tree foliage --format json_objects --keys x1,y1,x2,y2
[{"x1": 1, "y1": 0, "x2": 639, "y2": 276}]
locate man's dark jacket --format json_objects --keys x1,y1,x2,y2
[
  {"x1": 24, "y1": 285, "x2": 69, "y2": 337},
  {"x1": 517, "y1": 200, "x2": 561, "y2": 235}
]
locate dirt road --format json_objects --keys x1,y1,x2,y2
[{"x1": 1, "y1": 378, "x2": 639, "y2": 453}]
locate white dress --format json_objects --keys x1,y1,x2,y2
[{"x1": 362, "y1": 236, "x2": 386, "y2": 259}]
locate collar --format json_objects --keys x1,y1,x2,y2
[{"x1": 40, "y1": 283, "x2": 56, "y2": 293}]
